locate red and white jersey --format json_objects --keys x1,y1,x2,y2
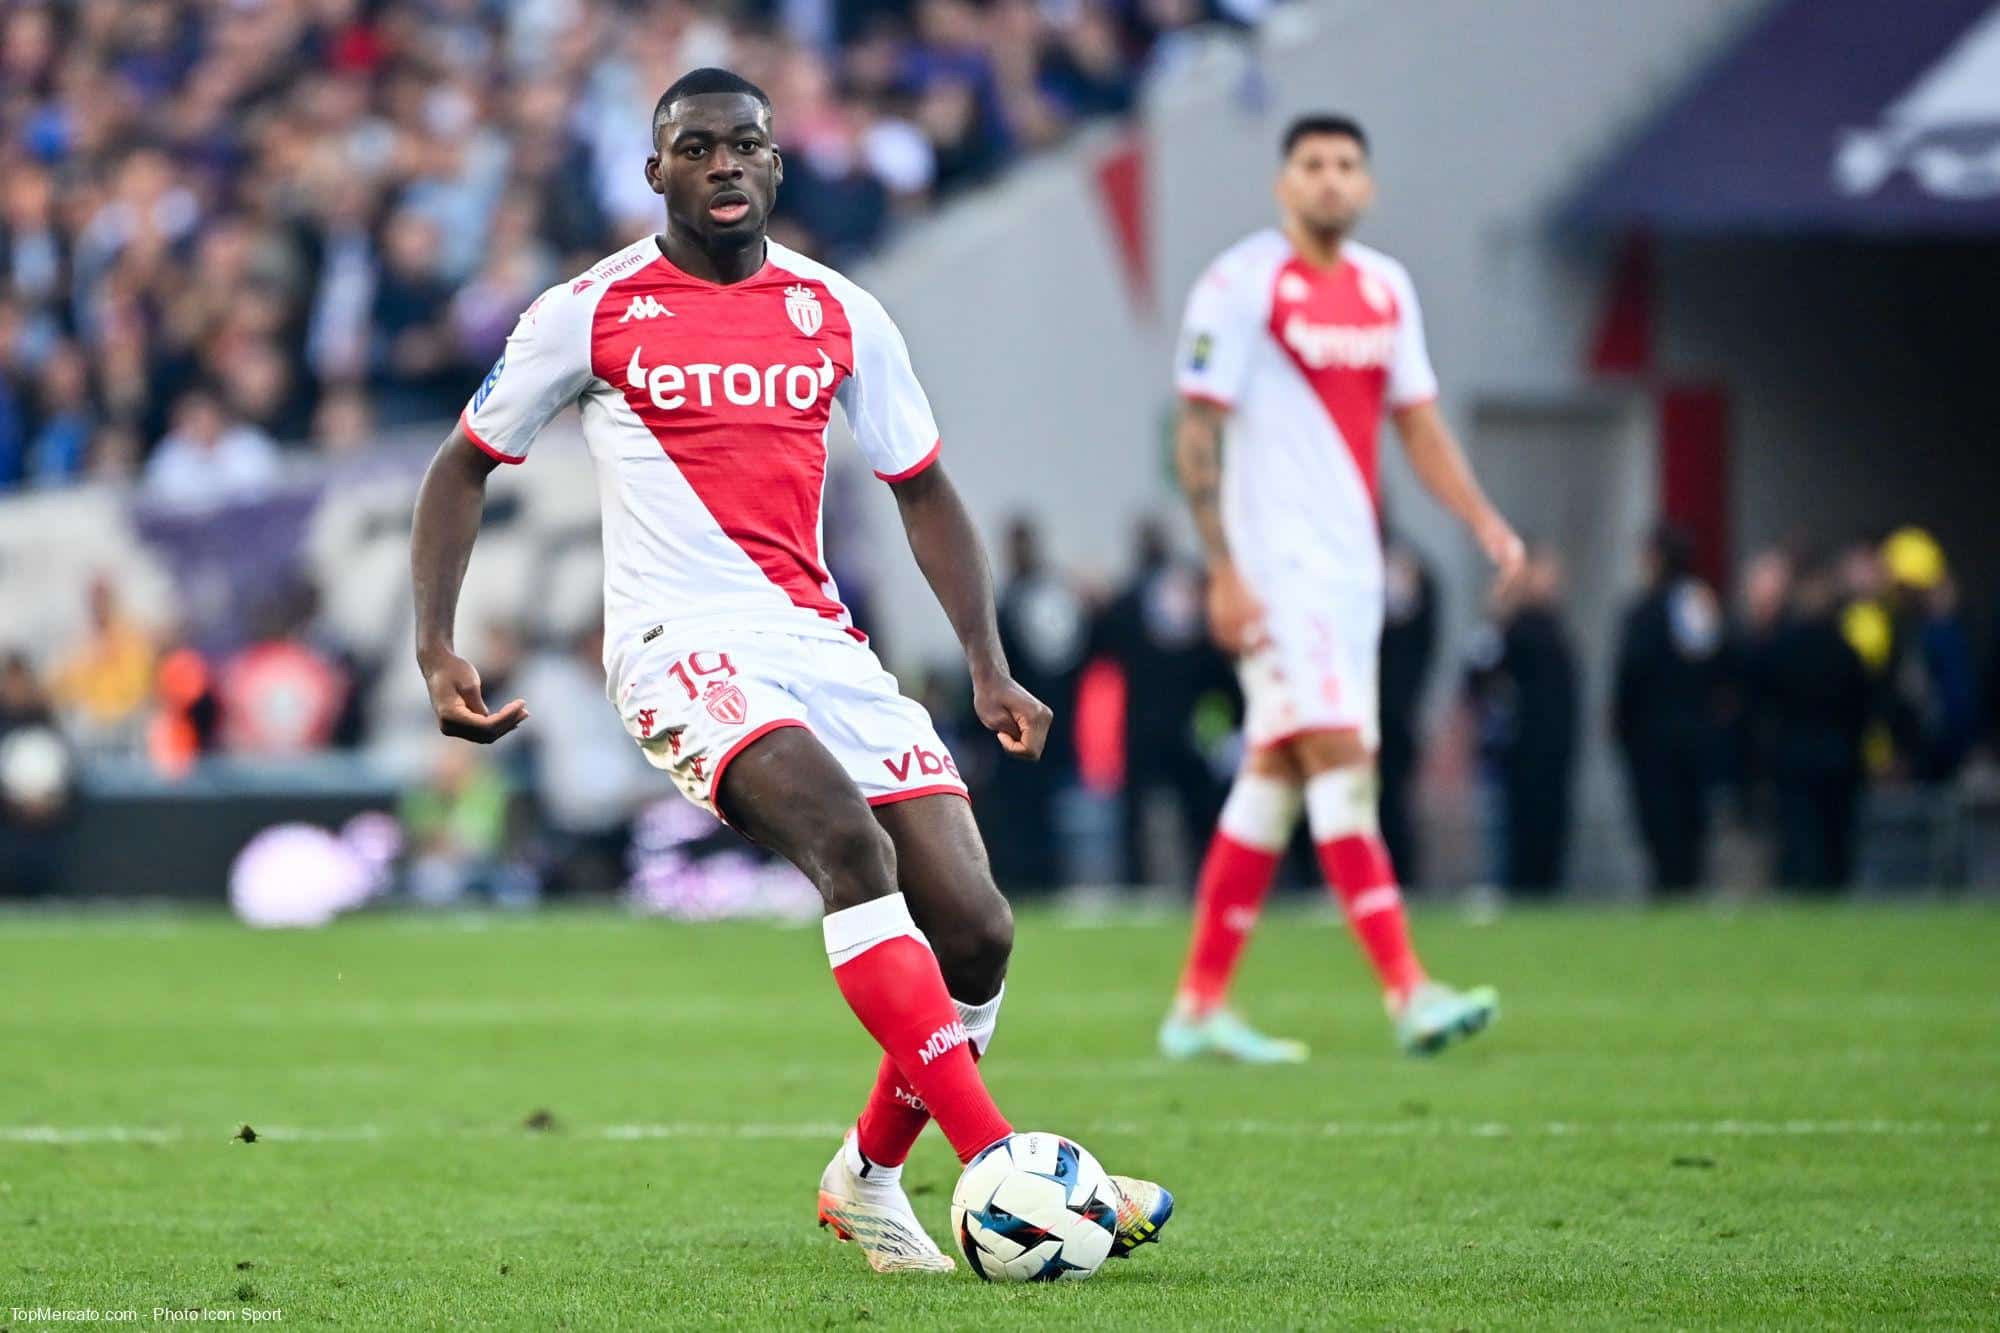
[
  {"x1": 460, "y1": 237, "x2": 941, "y2": 702},
  {"x1": 1174, "y1": 230, "x2": 1436, "y2": 602}
]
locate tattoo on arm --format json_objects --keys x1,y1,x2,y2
[{"x1": 1175, "y1": 400, "x2": 1230, "y2": 564}]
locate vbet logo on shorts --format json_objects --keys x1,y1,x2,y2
[{"x1": 625, "y1": 345, "x2": 836, "y2": 412}]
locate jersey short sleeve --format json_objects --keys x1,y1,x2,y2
[
  {"x1": 1383, "y1": 261, "x2": 1439, "y2": 409},
  {"x1": 835, "y1": 288, "x2": 941, "y2": 482},
  {"x1": 1174, "y1": 252, "x2": 1269, "y2": 409},
  {"x1": 459, "y1": 283, "x2": 595, "y2": 463}
]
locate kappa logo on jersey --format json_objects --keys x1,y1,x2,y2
[
  {"x1": 1280, "y1": 314, "x2": 1397, "y2": 371},
  {"x1": 619, "y1": 295, "x2": 675, "y2": 322},
  {"x1": 472, "y1": 353, "x2": 506, "y2": 412},
  {"x1": 783, "y1": 283, "x2": 823, "y2": 336},
  {"x1": 703, "y1": 679, "x2": 748, "y2": 725},
  {"x1": 883, "y1": 744, "x2": 959, "y2": 783},
  {"x1": 635, "y1": 707, "x2": 658, "y2": 738},
  {"x1": 624, "y1": 345, "x2": 836, "y2": 412}
]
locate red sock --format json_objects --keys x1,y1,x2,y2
[
  {"x1": 1316, "y1": 833, "x2": 1426, "y2": 1001},
  {"x1": 1174, "y1": 831, "x2": 1282, "y2": 1014},
  {"x1": 827, "y1": 896, "x2": 1011, "y2": 1163},
  {"x1": 855, "y1": 1053, "x2": 931, "y2": 1167}
]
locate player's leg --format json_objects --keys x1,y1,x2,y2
[
  {"x1": 1159, "y1": 743, "x2": 1310, "y2": 1063},
  {"x1": 867, "y1": 789, "x2": 1173, "y2": 1258},
  {"x1": 1293, "y1": 728, "x2": 1496, "y2": 1054},
  {"x1": 718, "y1": 727, "x2": 1012, "y2": 1162},
  {"x1": 842, "y1": 793, "x2": 1012, "y2": 1178}
]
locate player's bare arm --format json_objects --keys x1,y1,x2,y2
[
  {"x1": 410, "y1": 422, "x2": 529, "y2": 743},
  {"x1": 1392, "y1": 399, "x2": 1525, "y2": 590},
  {"x1": 1175, "y1": 396, "x2": 1264, "y2": 654},
  {"x1": 889, "y1": 462, "x2": 1052, "y2": 760}
]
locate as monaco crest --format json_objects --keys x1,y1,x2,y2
[
  {"x1": 784, "y1": 283, "x2": 822, "y2": 337},
  {"x1": 704, "y1": 679, "x2": 749, "y2": 726}
]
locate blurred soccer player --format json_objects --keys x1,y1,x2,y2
[
  {"x1": 409, "y1": 69, "x2": 1171, "y2": 1273},
  {"x1": 1162, "y1": 115, "x2": 1523, "y2": 1062}
]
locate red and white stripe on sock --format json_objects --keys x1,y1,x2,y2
[
  {"x1": 852, "y1": 985, "x2": 1004, "y2": 1173},
  {"x1": 1174, "y1": 773, "x2": 1302, "y2": 1017},
  {"x1": 825, "y1": 893, "x2": 1011, "y2": 1164},
  {"x1": 1306, "y1": 767, "x2": 1426, "y2": 1004}
]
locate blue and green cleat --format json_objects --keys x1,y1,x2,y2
[
  {"x1": 1158, "y1": 1007, "x2": 1310, "y2": 1064},
  {"x1": 1392, "y1": 980, "x2": 1499, "y2": 1056}
]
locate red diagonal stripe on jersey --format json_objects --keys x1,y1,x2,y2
[
  {"x1": 595, "y1": 261, "x2": 864, "y2": 638},
  {"x1": 1269, "y1": 257, "x2": 1395, "y2": 507}
]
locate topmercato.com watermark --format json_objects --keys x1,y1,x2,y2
[{"x1": 9, "y1": 1309, "x2": 284, "y2": 1324}]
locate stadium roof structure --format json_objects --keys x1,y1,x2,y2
[{"x1": 1565, "y1": 0, "x2": 2000, "y2": 236}]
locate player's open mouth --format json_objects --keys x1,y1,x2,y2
[{"x1": 708, "y1": 193, "x2": 751, "y2": 224}]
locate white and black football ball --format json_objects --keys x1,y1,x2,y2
[{"x1": 950, "y1": 1131, "x2": 1119, "y2": 1282}]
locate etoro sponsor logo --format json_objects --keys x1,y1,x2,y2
[
  {"x1": 915, "y1": 1020, "x2": 968, "y2": 1066},
  {"x1": 625, "y1": 345, "x2": 836, "y2": 412},
  {"x1": 883, "y1": 744, "x2": 959, "y2": 783},
  {"x1": 1280, "y1": 314, "x2": 1397, "y2": 371}
]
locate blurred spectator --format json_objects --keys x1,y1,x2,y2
[
  {"x1": 401, "y1": 743, "x2": 535, "y2": 909},
  {"x1": 24, "y1": 340, "x2": 94, "y2": 485},
  {"x1": 513, "y1": 624, "x2": 655, "y2": 895},
  {"x1": 1753, "y1": 555, "x2": 1870, "y2": 892},
  {"x1": 0, "y1": 652, "x2": 75, "y2": 897},
  {"x1": 1465, "y1": 544, "x2": 1579, "y2": 896},
  {"x1": 143, "y1": 390, "x2": 281, "y2": 509},
  {"x1": 1720, "y1": 547, "x2": 1793, "y2": 823},
  {"x1": 50, "y1": 575, "x2": 157, "y2": 746},
  {"x1": 1879, "y1": 527, "x2": 1977, "y2": 784},
  {"x1": 1091, "y1": 518, "x2": 1230, "y2": 886},
  {"x1": 1613, "y1": 526, "x2": 1724, "y2": 895},
  {"x1": 987, "y1": 516, "x2": 1088, "y2": 889},
  {"x1": 215, "y1": 588, "x2": 352, "y2": 758},
  {"x1": 1377, "y1": 534, "x2": 1437, "y2": 886}
]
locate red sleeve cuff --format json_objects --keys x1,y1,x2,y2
[
  {"x1": 459, "y1": 410, "x2": 525, "y2": 465},
  {"x1": 1179, "y1": 390, "x2": 1234, "y2": 411},
  {"x1": 875, "y1": 438, "x2": 941, "y2": 483}
]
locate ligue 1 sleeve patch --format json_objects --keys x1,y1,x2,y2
[
  {"x1": 472, "y1": 353, "x2": 506, "y2": 413},
  {"x1": 1189, "y1": 333, "x2": 1213, "y2": 372}
]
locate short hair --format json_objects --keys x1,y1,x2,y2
[
  {"x1": 653, "y1": 68, "x2": 772, "y2": 139},
  {"x1": 1282, "y1": 114, "x2": 1368, "y2": 159}
]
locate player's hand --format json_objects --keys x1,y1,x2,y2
[
  {"x1": 1204, "y1": 561, "x2": 1267, "y2": 656},
  {"x1": 423, "y1": 651, "x2": 529, "y2": 744},
  {"x1": 974, "y1": 673, "x2": 1053, "y2": 761},
  {"x1": 1475, "y1": 511, "x2": 1526, "y2": 596}
]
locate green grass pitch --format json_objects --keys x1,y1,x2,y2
[{"x1": 3, "y1": 902, "x2": 1996, "y2": 1329}]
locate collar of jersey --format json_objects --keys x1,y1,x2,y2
[{"x1": 646, "y1": 234, "x2": 773, "y2": 290}]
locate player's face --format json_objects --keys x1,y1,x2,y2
[
  {"x1": 646, "y1": 93, "x2": 783, "y2": 250},
  {"x1": 1276, "y1": 132, "x2": 1372, "y2": 238}
]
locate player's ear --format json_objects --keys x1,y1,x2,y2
[
  {"x1": 644, "y1": 152, "x2": 665, "y2": 197},
  {"x1": 770, "y1": 145, "x2": 784, "y2": 191}
]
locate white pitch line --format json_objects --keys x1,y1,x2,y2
[{"x1": 2, "y1": 1119, "x2": 1990, "y2": 1147}]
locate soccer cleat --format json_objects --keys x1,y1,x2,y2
[
  {"x1": 1107, "y1": 1174, "x2": 1175, "y2": 1258},
  {"x1": 1158, "y1": 1007, "x2": 1310, "y2": 1064},
  {"x1": 816, "y1": 1132, "x2": 956, "y2": 1273},
  {"x1": 1392, "y1": 981, "x2": 1499, "y2": 1056}
]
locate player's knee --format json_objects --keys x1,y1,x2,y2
[
  {"x1": 807, "y1": 816, "x2": 899, "y2": 911},
  {"x1": 934, "y1": 894, "x2": 1013, "y2": 997}
]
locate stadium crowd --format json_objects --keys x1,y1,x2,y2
[{"x1": 0, "y1": 0, "x2": 1261, "y2": 492}]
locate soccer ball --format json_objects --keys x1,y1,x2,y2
[{"x1": 950, "y1": 1131, "x2": 1120, "y2": 1282}]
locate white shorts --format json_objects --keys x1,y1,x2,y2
[
  {"x1": 1237, "y1": 590, "x2": 1381, "y2": 752},
  {"x1": 616, "y1": 628, "x2": 969, "y2": 820}
]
